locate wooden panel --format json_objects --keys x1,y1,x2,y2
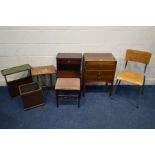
[
  {"x1": 84, "y1": 71, "x2": 114, "y2": 82},
  {"x1": 126, "y1": 49, "x2": 152, "y2": 64},
  {"x1": 7, "y1": 76, "x2": 33, "y2": 97},
  {"x1": 85, "y1": 76, "x2": 114, "y2": 83},
  {"x1": 57, "y1": 59, "x2": 81, "y2": 65},
  {"x1": 57, "y1": 70, "x2": 80, "y2": 78},
  {"x1": 85, "y1": 70, "x2": 115, "y2": 76},
  {"x1": 85, "y1": 61, "x2": 116, "y2": 70}
]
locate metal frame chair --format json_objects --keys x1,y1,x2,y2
[{"x1": 115, "y1": 49, "x2": 152, "y2": 108}]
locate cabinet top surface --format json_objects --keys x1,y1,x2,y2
[
  {"x1": 84, "y1": 53, "x2": 116, "y2": 62},
  {"x1": 57, "y1": 53, "x2": 82, "y2": 59}
]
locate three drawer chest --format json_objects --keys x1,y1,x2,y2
[{"x1": 83, "y1": 53, "x2": 117, "y2": 96}]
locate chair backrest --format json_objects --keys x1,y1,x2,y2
[{"x1": 125, "y1": 49, "x2": 152, "y2": 64}]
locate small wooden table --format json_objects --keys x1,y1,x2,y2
[
  {"x1": 31, "y1": 65, "x2": 56, "y2": 88},
  {"x1": 1, "y1": 64, "x2": 33, "y2": 97},
  {"x1": 83, "y1": 53, "x2": 117, "y2": 96}
]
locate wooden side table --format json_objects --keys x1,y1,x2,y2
[
  {"x1": 1, "y1": 64, "x2": 33, "y2": 97},
  {"x1": 31, "y1": 65, "x2": 56, "y2": 89},
  {"x1": 83, "y1": 53, "x2": 117, "y2": 96}
]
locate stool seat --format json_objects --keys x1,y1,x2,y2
[{"x1": 55, "y1": 78, "x2": 80, "y2": 90}]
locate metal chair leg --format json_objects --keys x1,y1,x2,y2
[
  {"x1": 115, "y1": 79, "x2": 121, "y2": 93},
  {"x1": 141, "y1": 77, "x2": 145, "y2": 95},
  {"x1": 136, "y1": 86, "x2": 142, "y2": 109},
  {"x1": 118, "y1": 80, "x2": 121, "y2": 85}
]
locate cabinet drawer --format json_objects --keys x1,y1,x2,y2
[
  {"x1": 84, "y1": 71, "x2": 114, "y2": 82},
  {"x1": 85, "y1": 70, "x2": 115, "y2": 76},
  {"x1": 57, "y1": 59, "x2": 81, "y2": 64},
  {"x1": 85, "y1": 76, "x2": 114, "y2": 83},
  {"x1": 85, "y1": 61, "x2": 116, "y2": 70}
]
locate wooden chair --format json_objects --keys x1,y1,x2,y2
[{"x1": 115, "y1": 49, "x2": 152, "y2": 108}]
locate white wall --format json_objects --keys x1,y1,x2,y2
[{"x1": 0, "y1": 26, "x2": 155, "y2": 85}]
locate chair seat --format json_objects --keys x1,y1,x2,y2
[
  {"x1": 117, "y1": 70, "x2": 144, "y2": 85},
  {"x1": 55, "y1": 78, "x2": 80, "y2": 90}
]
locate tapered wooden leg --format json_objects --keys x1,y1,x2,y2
[{"x1": 109, "y1": 82, "x2": 113, "y2": 96}]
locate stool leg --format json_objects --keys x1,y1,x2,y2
[{"x1": 82, "y1": 84, "x2": 86, "y2": 96}]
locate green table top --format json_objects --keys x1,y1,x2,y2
[{"x1": 1, "y1": 64, "x2": 31, "y2": 76}]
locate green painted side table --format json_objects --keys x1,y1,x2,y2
[{"x1": 1, "y1": 64, "x2": 33, "y2": 97}]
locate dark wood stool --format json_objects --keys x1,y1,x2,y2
[
  {"x1": 55, "y1": 78, "x2": 81, "y2": 108},
  {"x1": 19, "y1": 82, "x2": 43, "y2": 110}
]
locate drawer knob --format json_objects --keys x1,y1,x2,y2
[
  {"x1": 98, "y1": 71, "x2": 102, "y2": 75},
  {"x1": 97, "y1": 75, "x2": 102, "y2": 80}
]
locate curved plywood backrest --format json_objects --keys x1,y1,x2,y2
[{"x1": 125, "y1": 49, "x2": 152, "y2": 64}]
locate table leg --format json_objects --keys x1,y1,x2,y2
[
  {"x1": 109, "y1": 82, "x2": 113, "y2": 96},
  {"x1": 50, "y1": 74, "x2": 53, "y2": 88}
]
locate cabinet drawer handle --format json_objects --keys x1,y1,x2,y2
[
  {"x1": 98, "y1": 71, "x2": 102, "y2": 75},
  {"x1": 97, "y1": 75, "x2": 102, "y2": 80}
]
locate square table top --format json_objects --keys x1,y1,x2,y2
[
  {"x1": 31, "y1": 65, "x2": 56, "y2": 76},
  {"x1": 84, "y1": 53, "x2": 116, "y2": 62},
  {"x1": 1, "y1": 64, "x2": 31, "y2": 76}
]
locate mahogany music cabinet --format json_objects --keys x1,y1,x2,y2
[
  {"x1": 55, "y1": 53, "x2": 82, "y2": 107},
  {"x1": 83, "y1": 53, "x2": 117, "y2": 96},
  {"x1": 56, "y1": 53, "x2": 82, "y2": 78}
]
